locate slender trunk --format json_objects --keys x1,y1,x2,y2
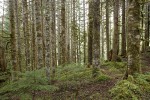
[
  {"x1": 106, "y1": 0, "x2": 110, "y2": 60},
  {"x1": 112, "y1": 0, "x2": 119, "y2": 61},
  {"x1": 31, "y1": 0, "x2": 36, "y2": 70},
  {"x1": 60, "y1": 0, "x2": 66, "y2": 65},
  {"x1": 127, "y1": 0, "x2": 141, "y2": 76},
  {"x1": 51, "y1": 0, "x2": 56, "y2": 81},
  {"x1": 9, "y1": 0, "x2": 18, "y2": 80},
  {"x1": 15, "y1": 0, "x2": 22, "y2": 72},
  {"x1": 35, "y1": 0, "x2": 43, "y2": 69},
  {"x1": 83, "y1": 0, "x2": 86, "y2": 64},
  {"x1": 92, "y1": 0, "x2": 100, "y2": 77},
  {"x1": 121, "y1": 0, "x2": 126, "y2": 57},
  {"x1": 88, "y1": 1, "x2": 93, "y2": 67}
]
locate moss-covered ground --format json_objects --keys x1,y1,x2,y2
[{"x1": 0, "y1": 52, "x2": 150, "y2": 100}]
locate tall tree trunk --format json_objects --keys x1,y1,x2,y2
[
  {"x1": 88, "y1": 1, "x2": 93, "y2": 68},
  {"x1": 83, "y1": 0, "x2": 86, "y2": 64},
  {"x1": 45, "y1": 0, "x2": 51, "y2": 83},
  {"x1": 51, "y1": 0, "x2": 56, "y2": 81},
  {"x1": 15, "y1": 0, "x2": 22, "y2": 72},
  {"x1": 145, "y1": 4, "x2": 150, "y2": 48},
  {"x1": 35, "y1": 0, "x2": 43, "y2": 69},
  {"x1": 106, "y1": 0, "x2": 110, "y2": 60},
  {"x1": 112, "y1": 0, "x2": 119, "y2": 61},
  {"x1": 41, "y1": 0, "x2": 46, "y2": 70},
  {"x1": 22, "y1": 0, "x2": 31, "y2": 71},
  {"x1": 127, "y1": 0, "x2": 141, "y2": 76},
  {"x1": 121, "y1": 0, "x2": 126, "y2": 57},
  {"x1": 60, "y1": 0, "x2": 66, "y2": 65},
  {"x1": 71, "y1": 0, "x2": 77, "y2": 63},
  {"x1": 31, "y1": 0, "x2": 36, "y2": 70},
  {"x1": 92, "y1": 0, "x2": 100, "y2": 77},
  {"x1": 9, "y1": 0, "x2": 18, "y2": 80}
]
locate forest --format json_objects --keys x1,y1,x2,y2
[{"x1": 0, "y1": 0, "x2": 150, "y2": 99}]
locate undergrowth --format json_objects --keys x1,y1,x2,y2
[
  {"x1": 110, "y1": 73, "x2": 150, "y2": 100},
  {"x1": 0, "y1": 69, "x2": 58, "y2": 100},
  {"x1": 0, "y1": 64, "x2": 111, "y2": 99}
]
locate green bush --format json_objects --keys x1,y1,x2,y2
[
  {"x1": 55, "y1": 64, "x2": 93, "y2": 82},
  {"x1": 94, "y1": 74, "x2": 111, "y2": 82},
  {"x1": 110, "y1": 80, "x2": 141, "y2": 100},
  {"x1": 0, "y1": 69, "x2": 59, "y2": 99}
]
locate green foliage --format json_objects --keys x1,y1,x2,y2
[
  {"x1": 89, "y1": 93, "x2": 102, "y2": 100},
  {"x1": 132, "y1": 73, "x2": 150, "y2": 99},
  {"x1": 110, "y1": 80, "x2": 141, "y2": 100},
  {"x1": 94, "y1": 74, "x2": 111, "y2": 82},
  {"x1": 0, "y1": 69, "x2": 59, "y2": 99},
  {"x1": 102, "y1": 62, "x2": 126, "y2": 73},
  {"x1": 55, "y1": 64, "x2": 93, "y2": 82},
  {"x1": 110, "y1": 73, "x2": 150, "y2": 100}
]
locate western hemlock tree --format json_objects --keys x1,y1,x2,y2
[{"x1": 127, "y1": 0, "x2": 141, "y2": 75}]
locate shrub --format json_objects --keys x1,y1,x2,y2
[
  {"x1": 110, "y1": 80, "x2": 141, "y2": 100},
  {"x1": 0, "y1": 69, "x2": 59, "y2": 99}
]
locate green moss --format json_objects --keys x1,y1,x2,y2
[
  {"x1": 110, "y1": 80, "x2": 141, "y2": 100},
  {"x1": 94, "y1": 74, "x2": 111, "y2": 82}
]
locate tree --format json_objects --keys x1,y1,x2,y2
[
  {"x1": 71, "y1": 0, "x2": 77, "y2": 63},
  {"x1": 106, "y1": 0, "x2": 110, "y2": 60},
  {"x1": 22, "y1": 0, "x2": 31, "y2": 71},
  {"x1": 88, "y1": 0, "x2": 93, "y2": 68},
  {"x1": 9, "y1": 0, "x2": 18, "y2": 80},
  {"x1": 35, "y1": 0, "x2": 43, "y2": 69},
  {"x1": 92, "y1": 0, "x2": 100, "y2": 77},
  {"x1": 83, "y1": 0, "x2": 86, "y2": 64},
  {"x1": 51, "y1": 0, "x2": 56, "y2": 80},
  {"x1": 31, "y1": 0, "x2": 36, "y2": 70},
  {"x1": 112, "y1": 0, "x2": 119, "y2": 61},
  {"x1": 45, "y1": 0, "x2": 51, "y2": 81},
  {"x1": 121, "y1": 0, "x2": 126, "y2": 57},
  {"x1": 60, "y1": 0, "x2": 66, "y2": 65},
  {"x1": 145, "y1": 3, "x2": 150, "y2": 48},
  {"x1": 127, "y1": 0, "x2": 141, "y2": 76}
]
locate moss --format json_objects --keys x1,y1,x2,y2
[
  {"x1": 94, "y1": 74, "x2": 111, "y2": 82},
  {"x1": 110, "y1": 80, "x2": 141, "y2": 100}
]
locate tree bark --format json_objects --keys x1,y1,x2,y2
[
  {"x1": 121, "y1": 0, "x2": 126, "y2": 57},
  {"x1": 92, "y1": 0, "x2": 100, "y2": 77},
  {"x1": 127, "y1": 0, "x2": 141, "y2": 75},
  {"x1": 35, "y1": 0, "x2": 43, "y2": 69},
  {"x1": 112, "y1": 0, "x2": 119, "y2": 61}
]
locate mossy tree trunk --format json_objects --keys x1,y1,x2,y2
[
  {"x1": 60, "y1": 0, "x2": 67, "y2": 65},
  {"x1": 121, "y1": 0, "x2": 126, "y2": 57},
  {"x1": 127, "y1": 0, "x2": 141, "y2": 75},
  {"x1": 112, "y1": 0, "x2": 119, "y2": 61},
  {"x1": 51, "y1": 0, "x2": 56, "y2": 81},
  {"x1": 9, "y1": 0, "x2": 18, "y2": 80},
  {"x1": 106, "y1": 0, "x2": 110, "y2": 60},
  {"x1": 92, "y1": 0, "x2": 100, "y2": 77},
  {"x1": 22, "y1": 0, "x2": 31, "y2": 71},
  {"x1": 35, "y1": 0, "x2": 43, "y2": 69},
  {"x1": 88, "y1": 0, "x2": 93, "y2": 68}
]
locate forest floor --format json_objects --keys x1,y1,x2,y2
[
  {"x1": 32, "y1": 52, "x2": 150, "y2": 100},
  {"x1": 1, "y1": 52, "x2": 150, "y2": 100}
]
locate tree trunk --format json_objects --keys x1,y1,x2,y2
[
  {"x1": 35, "y1": 0, "x2": 43, "y2": 69},
  {"x1": 88, "y1": 1, "x2": 93, "y2": 68},
  {"x1": 92, "y1": 0, "x2": 100, "y2": 77},
  {"x1": 9, "y1": 0, "x2": 18, "y2": 80},
  {"x1": 121, "y1": 0, "x2": 126, "y2": 57},
  {"x1": 51, "y1": 0, "x2": 56, "y2": 81},
  {"x1": 127, "y1": 0, "x2": 141, "y2": 76},
  {"x1": 60, "y1": 0, "x2": 66, "y2": 65},
  {"x1": 112, "y1": 0, "x2": 119, "y2": 61},
  {"x1": 22, "y1": 0, "x2": 31, "y2": 71},
  {"x1": 106, "y1": 0, "x2": 110, "y2": 60}
]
